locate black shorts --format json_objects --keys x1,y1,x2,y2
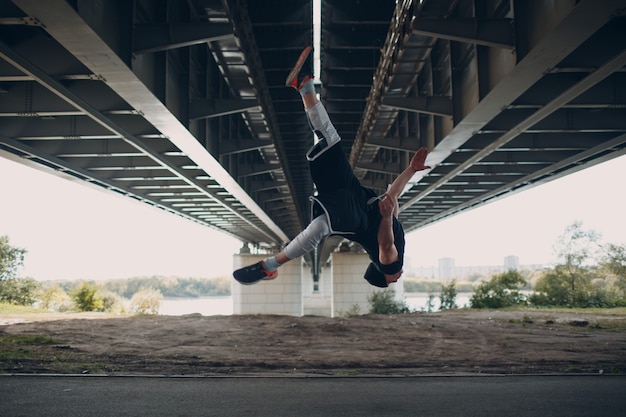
[
  {"x1": 309, "y1": 141, "x2": 360, "y2": 194},
  {"x1": 308, "y1": 141, "x2": 376, "y2": 235}
]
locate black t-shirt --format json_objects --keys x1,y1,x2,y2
[
  {"x1": 348, "y1": 202, "x2": 405, "y2": 273},
  {"x1": 309, "y1": 142, "x2": 405, "y2": 272}
]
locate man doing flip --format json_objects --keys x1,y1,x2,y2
[{"x1": 234, "y1": 46, "x2": 431, "y2": 288}]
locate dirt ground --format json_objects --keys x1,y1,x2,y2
[{"x1": 1, "y1": 310, "x2": 625, "y2": 376}]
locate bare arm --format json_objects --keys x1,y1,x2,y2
[
  {"x1": 377, "y1": 196, "x2": 399, "y2": 264},
  {"x1": 386, "y1": 147, "x2": 431, "y2": 202},
  {"x1": 377, "y1": 147, "x2": 431, "y2": 264}
]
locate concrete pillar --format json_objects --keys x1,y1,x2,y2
[
  {"x1": 232, "y1": 254, "x2": 303, "y2": 316},
  {"x1": 331, "y1": 252, "x2": 404, "y2": 317},
  {"x1": 232, "y1": 251, "x2": 404, "y2": 318},
  {"x1": 303, "y1": 263, "x2": 332, "y2": 317}
]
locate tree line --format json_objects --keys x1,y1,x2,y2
[
  {"x1": 2, "y1": 221, "x2": 626, "y2": 313},
  {"x1": 57, "y1": 275, "x2": 231, "y2": 299},
  {"x1": 403, "y1": 221, "x2": 626, "y2": 311},
  {"x1": 0, "y1": 235, "x2": 230, "y2": 313}
]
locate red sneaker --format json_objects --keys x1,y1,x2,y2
[
  {"x1": 233, "y1": 261, "x2": 277, "y2": 285},
  {"x1": 285, "y1": 46, "x2": 313, "y2": 90}
]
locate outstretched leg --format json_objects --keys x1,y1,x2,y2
[
  {"x1": 233, "y1": 47, "x2": 336, "y2": 285},
  {"x1": 233, "y1": 216, "x2": 331, "y2": 286},
  {"x1": 285, "y1": 46, "x2": 341, "y2": 161}
]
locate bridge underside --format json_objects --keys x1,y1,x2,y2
[{"x1": 1, "y1": 0, "x2": 625, "y2": 267}]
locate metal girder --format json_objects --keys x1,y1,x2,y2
[
  {"x1": 412, "y1": 18, "x2": 515, "y2": 49},
  {"x1": 221, "y1": 0, "x2": 308, "y2": 237},
  {"x1": 381, "y1": 96, "x2": 453, "y2": 117},
  {"x1": 219, "y1": 139, "x2": 274, "y2": 156},
  {"x1": 354, "y1": 161, "x2": 402, "y2": 176},
  {"x1": 365, "y1": 136, "x2": 424, "y2": 152},
  {"x1": 401, "y1": 0, "x2": 626, "y2": 210},
  {"x1": 189, "y1": 98, "x2": 260, "y2": 120},
  {"x1": 133, "y1": 23, "x2": 234, "y2": 54},
  {"x1": 1, "y1": 133, "x2": 222, "y2": 233},
  {"x1": 10, "y1": 0, "x2": 289, "y2": 244},
  {"x1": 403, "y1": 46, "x2": 626, "y2": 210},
  {"x1": 348, "y1": 0, "x2": 416, "y2": 167},
  {"x1": 414, "y1": 132, "x2": 626, "y2": 228},
  {"x1": 236, "y1": 163, "x2": 282, "y2": 178}
]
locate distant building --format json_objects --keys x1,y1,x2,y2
[
  {"x1": 410, "y1": 265, "x2": 438, "y2": 279},
  {"x1": 504, "y1": 255, "x2": 519, "y2": 271},
  {"x1": 439, "y1": 257, "x2": 456, "y2": 280},
  {"x1": 406, "y1": 256, "x2": 542, "y2": 280},
  {"x1": 456, "y1": 264, "x2": 504, "y2": 278}
]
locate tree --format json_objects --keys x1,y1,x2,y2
[
  {"x1": 552, "y1": 222, "x2": 600, "y2": 301},
  {"x1": 0, "y1": 277, "x2": 40, "y2": 305},
  {"x1": 0, "y1": 236, "x2": 39, "y2": 305},
  {"x1": 530, "y1": 266, "x2": 573, "y2": 306},
  {"x1": 368, "y1": 289, "x2": 410, "y2": 314},
  {"x1": 425, "y1": 293, "x2": 436, "y2": 313},
  {"x1": 72, "y1": 283, "x2": 104, "y2": 312},
  {"x1": 130, "y1": 288, "x2": 163, "y2": 315},
  {"x1": 601, "y1": 243, "x2": 626, "y2": 298},
  {"x1": 470, "y1": 270, "x2": 527, "y2": 309},
  {"x1": 439, "y1": 280, "x2": 458, "y2": 310},
  {"x1": 554, "y1": 221, "x2": 600, "y2": 274},
  {"x1": 39, "y1": 285, "x2": 73, "y2": 312},
  {"x1": 0, "y1": 235, "x2": 26, "y2": 280},
  {"x1": 530, "y1": 224, "x2": 626, "y2": 308},
  {"x1": 601, "y1": 243, "x2": 626, "y2": 277}
]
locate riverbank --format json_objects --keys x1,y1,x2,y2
[
  {"x1": 1, "y1": 309, "x2": 625, "y2": 376},
  {"x1": 156, "y1": 293, "x2": 474, "y2": 316}
]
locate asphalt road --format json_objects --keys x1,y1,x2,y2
[{"x1": 1, "y1": 375, "x2": 625, "y2": 416}]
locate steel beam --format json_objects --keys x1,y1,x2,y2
[
  {"x1": 189, "y1": 98, "x2": 260, "y2": 120},
  {"x1": 412, "y1": 18, "x2": 515, "y2": 49},
  {"x1": 382, "y1": 96, "x2": 453, "y2": 117},
  {"x1": 133, "y1": 23, "x2": 234, "y2": 54},
  {"x1": 401, "y1": 0, "x2": 626, "y2": 211},
  {"x1": 219, "y1": 139, "x2": 274, "y2": 156},
  {"x1": 12, "y1": 0, "x2": 289, "y2": 244}
]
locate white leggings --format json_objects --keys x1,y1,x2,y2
[
  {"x1": 282, "y1": 101, "x2": 338, "y2": 260},
  {"x1": 283, "y1": 215, "x2": 331, "y2": 260},
  {"x1": 305, "y1": 101, "x2": 341, "y2": 161}
]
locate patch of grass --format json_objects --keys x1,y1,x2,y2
[
  {"x1": 599, "y1": 363, "x2": 623, "y2": 374},
  {"x1": 0, "y1": 303, "x2": 44, "y2": 314},
  {"x1": 524, "y1": 307, "x2": 626, "y2": 316},
  {"x1": 19, "y1": 335, "x2": 55, "y2": 344},
  {"x1": 0, "y1": 334, "x2": 58, "y2": 361},
  {"x1": 563, "y1": 366, "x2": 585, "y2": 374},
  {"x1": 571, "y1": 319, "x2": 626, "y2": 333},
  {"x1": 337, "y1": 369, "x2": 361, "y2": 376},
  {"x1": 0, "y1": 334, "x2": 120, "y2": 374}
]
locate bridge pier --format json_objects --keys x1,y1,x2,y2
[
  {"x1": 232, "y1": 254, "x2": 303, "y2": 316},
  {"x1": 232, "y1": 251, "x2": 403, "y2": 317}
]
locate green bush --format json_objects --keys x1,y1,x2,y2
[
  {"x1": 440, "y1": 280, "x2": 458, "y2": 310},
  {"x1": 130, "y1": 288, "x2": 162, "y2": 315},
  {"x1": 0, "y1": 277, "x2": 40, "y2": 306},
  {"x1": 470, "y1": 270, "x2": 527, "y2": 309},
  {"x1": 368, "y1": 289, "x2": 410, "y2": 314},
  {"x1": 38, "y1": 285, "x2": 73, "y2": 312},
  {"x1": 72, "y1": 283, "x2": 104, "y2": 312},
  {"x1": 0, "y1": 236, "x2": 38, "y2": 306},
  {"x1": 0, "y1": 235, "x2": 26, "y2": 281}
]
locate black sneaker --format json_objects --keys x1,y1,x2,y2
[
  {"x1": 285, "y1": 46, "x2": 313, "y2": 90},
  {"x1": 233, "y1": 261, "x2": 278, "y2": 285}
]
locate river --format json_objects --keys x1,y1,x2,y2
[{"x1": 158, "y1": 293, "x2": 472, "y2": 316}]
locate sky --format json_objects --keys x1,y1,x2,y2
[
  {"x1": 405, "y1": 154, "x2": 626, "y2": 269},
  {"x1": 1, "y1": 153, "x2": 625, "y2": 281}
]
